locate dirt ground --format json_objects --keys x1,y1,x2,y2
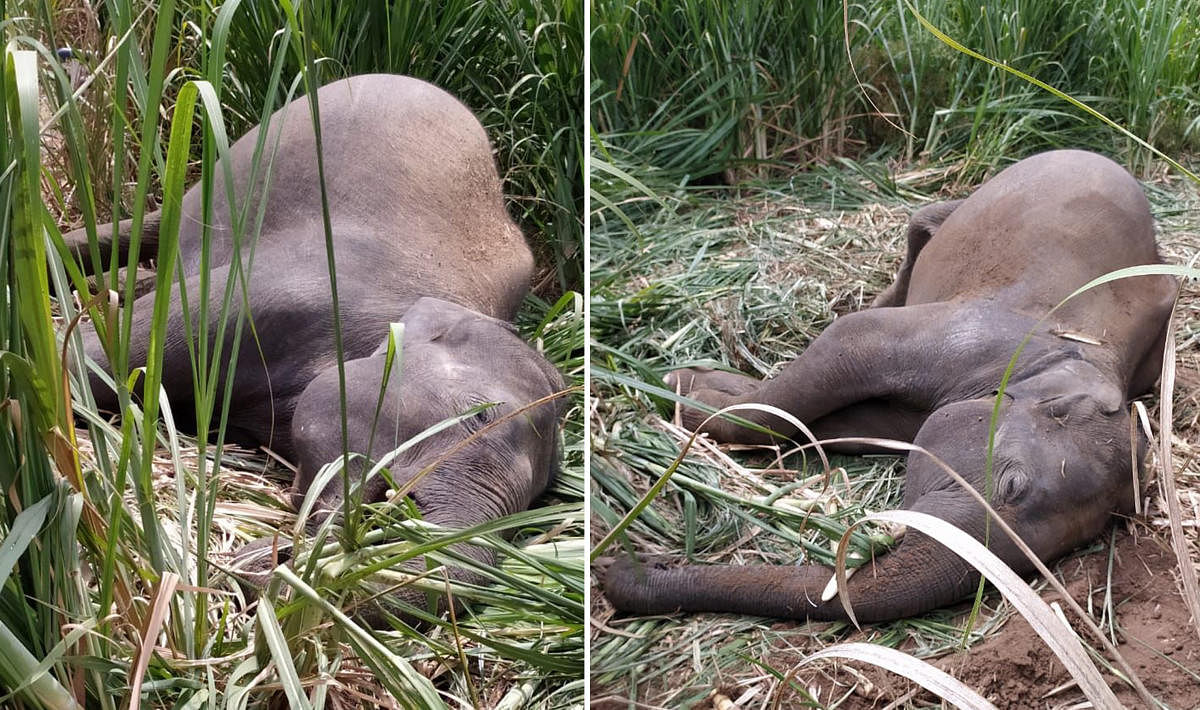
[
  {"x1": 806, "y1": 528, "x2": 1200, "y2": 709},
  {"x1": 944, "y1": 533, "x2": 1197, "y2": 707}
]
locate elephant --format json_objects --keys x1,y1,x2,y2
[
  {"x1": 601, "y1": 149, "x2": 1176, "y2": 623},
  {"x1": 61, "y1": 75, "x2": 565, "y2": 619}
]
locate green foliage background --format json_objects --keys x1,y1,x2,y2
[{"x1": 593, "y1": 0, "x2": 1200, "y2": 184}]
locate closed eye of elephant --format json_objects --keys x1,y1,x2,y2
[
  {"x1": 601, "y1": 149, "x2": 1177, "y2": 623},
  {"x1": 62, "y1": 75, "x2": 565, "y2": 624}
]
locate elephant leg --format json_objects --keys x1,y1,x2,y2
[
  {"x1": 871, "y1": 200, "x2": 963, "y2": 308},
  {"x1": 77, "y1": 278, "x2": 194, "y2": 416},
  {"x1": 663, "y1": 367, "x2": 924, "y2": 453},
  {"x1": 807, "y1": 400, "x2": 925, "y2": 454},
  {"x1": 667, "y1": 301, "x2": 1001, "y2": 444},
  {"x1": 57, "y1": 212, "x2": 162, "y2": 275},
  {"x1": 77, "y1": 260, "x2": 277, "y2": 433},
  {"x1": 84, "y1": 266, "x2": 158, "y2": 301}
]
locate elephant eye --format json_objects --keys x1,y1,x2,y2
[
  {"x1": 998, "y1": 468, "x2": 1030, "y2": 503},
  {"x1": 461, "y1": 401, "x2": 498, "y2": 432}
]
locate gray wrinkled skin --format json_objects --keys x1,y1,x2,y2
[
  {"x1": 65, "y1": 75, "x2": 564, "y2": 622},
  {"x1": 602, "y1": 150, "x2": 1175, "y2": 623}
]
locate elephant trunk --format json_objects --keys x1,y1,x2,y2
[
  {"x1": 605, "y1": 519, "x2": 986, "y2": 623},
  {"x1": 812, "y1": 529, "x2": 981, "y2": 622}
]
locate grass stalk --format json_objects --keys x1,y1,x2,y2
[{"x1": 3, "y1": 1, "x2": 582, "y2": 706}]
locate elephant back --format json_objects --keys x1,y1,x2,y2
[{"x1": 175, "y1": 74, "x2": 533, "y2": 321}]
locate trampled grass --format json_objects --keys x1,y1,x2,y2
[
  {"x1": 588, "y1": 160, "x2": 1200, "y2": 706},
  {"x1": 1, "y1": 0, "x2": 583, "y2": 707}
]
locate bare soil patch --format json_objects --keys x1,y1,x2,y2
[
  {"x1": 791, "y1": 528, "x2": 1200, "y2": 709},
  {"x1": 942, "y1": 530, "x2": 1197, "y2": 709}
]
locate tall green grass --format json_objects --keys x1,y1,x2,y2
[
  {"x1": 592, "y1": 0, "x2": 1200, "y2": 183},
  {"x1": 1, "y1": 0, "x2": 582, "y2": 707}
]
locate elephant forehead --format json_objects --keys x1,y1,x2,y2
[
  {"x1": 430, "y1": 358, "x2": 474, "y2": 381},
  {"x1": 422, "y1": 356, "x2": 515, "y2": 392},
  {"x1": 400, "y1": 360, "x2": 539, "y2": 418}
]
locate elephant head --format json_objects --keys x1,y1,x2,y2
[
  {"x1": 235, "y1": 297, "x2": 565, "y2": 622},
  {"x1": 291, "y1": 297, "x2": 564, "y2": 512},
  {"x1": 863, "y1": 367, "x2": 1139, "y2": 621}
]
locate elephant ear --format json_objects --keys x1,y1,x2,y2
[
  {"x1": 1033, "y1": 378, "x2": 1124, "y2": 418},
  {"x1": 1034, "y1": 382, "x2": 1144, "y2": 515},
  {"x1": 1032, "y1": 366, "x2": 1123, "y2": 414},
  {"x1": 1017, "y1": 356, "x2": 1125, "y2": 418},
  {"x1": 400, "y1": 296, "x2": 519, "y2": 344},
  {"x1": 532, "y1": 353, "x2": 567, "y2": 415},
  {"x1": 400, "y1": 296, "x2": 566, "y2": 413}
]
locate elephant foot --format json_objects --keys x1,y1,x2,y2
[
  {"x1": 85, "y1": 267, "x2": 158, "y2": 301},
  {"x1": 664, "y1": 367, "x2": 761, "y2": 434},
  {"x1": 664, "y1": 366, "x2": 759, "y2": 398}
]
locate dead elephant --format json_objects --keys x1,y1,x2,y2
[
  {"x1": 64, "y1": 75, "x2": 564, "y2": 619},
  {"x1": 602, "y1": 149, "x2": 1176, "y2": 622}
]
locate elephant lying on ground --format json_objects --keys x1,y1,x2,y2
[
  {"x1": 63, "y1": 75, "x2": 564, "y2": 619},
  {"x1": 602, "y1": 150, "x2": 1176, "y2": 622}
]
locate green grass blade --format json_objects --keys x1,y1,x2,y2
[
  {"x1": 254, "y1": 601, "x2": 314, "y2": 710},
  {"x1": 275, "y1": 567, "x2": 442, "y2": 707},
  {"x1": 5, "y1": 50, "x2": 58, "y2": 432},
  {"x1": 903, "y1": 0, "x2": 1200, "y2": 185},
  {"x1": 0, "y1": 620, "x2": 82, "y2": 710},
  {"x1": 0, "y1": 493, "x2": 51, "y2": 588}
]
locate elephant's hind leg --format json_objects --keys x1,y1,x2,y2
[{"x1": 58, "y1": 212, "x2": 162, "y2": 274}]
